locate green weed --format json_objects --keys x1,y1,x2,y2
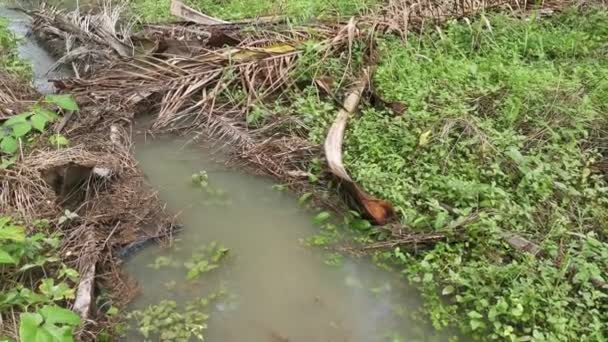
[
  {"x1": 191, "y1": 171, "x2": 231, "y2": 206},
  {"x1": 0, "y1": 217, "x2": 81, "y2": 341},
  {"x1": 127, "y1": 0, "x2": 378, "y2": 22},
  {"x1": 127, "y1": 288, "x2": 228, "y2": 341},
  {"x1": 276, "y1": 7, "x2": 608, "y2": 340},
  {"x1": 323, "y1": 252, "x2": 343, "y2": 267},
  {"x1": 184, "y1": 242, "x2": 229, "y2": 281},
  {"x1": 0, "y1": 94, "x2": 77, "y2": 157},
  {"x1": 346, "y1": 9, "x2": 608, "y2": 340},
  {"x1": 0, "y1": 18, "x2": 31, "y2": 79}
]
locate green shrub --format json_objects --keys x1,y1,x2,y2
[{"x1": 0, "y1": 217, "x2": 81, "y2": 341}]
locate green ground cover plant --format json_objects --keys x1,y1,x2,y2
[
  {"x1": 285, "y1": 7, "x2": 608, "y2": 341},
  {"x1": 362, "y1": 9, "x2": 608, "y2": 341},
  {"x1": 127, "y1": 0, "x2": 378, "y2": 22},
  {"x1": 0, "y1": 19, "x2": 81, "y2": 342},
  {"x1": 0, "y1": 217, "x2": 81, "y2": 342}
]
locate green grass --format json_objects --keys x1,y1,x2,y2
[
  {"x1": 288, "y1": 8, "x2": 608, "y2": 341},
  {"x1": 127, "y1": 0, "x2": 378, "y2": 22},
  {"x1": 0, "y1": 18, "x2": 31, "y2": 79}
]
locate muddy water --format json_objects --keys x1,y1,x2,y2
[{"x1": 126, "y1": 137, "x2": 452, "y2": 342}]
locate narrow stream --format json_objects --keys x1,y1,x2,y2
[
  {"x1": 0, "y1": 6, "x2": 67, "y2": 93},
  {"x1": 1, "y1": 5, "x2": 458, "y2": 342},
  {"x1": 127, "y1": 137, "x2": 450, "y2": 342}
]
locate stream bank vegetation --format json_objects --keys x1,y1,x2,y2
[
  {"x1": 0, "y1": 11, "x2": 175, "y2": 341},
  {"x1": 2, "y1": 0, "x2": 607, "y2": 340}
]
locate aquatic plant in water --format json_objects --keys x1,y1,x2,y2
[
  {"x1": 127, "y1": 289, "x2": 228, "y2": 341},
  {"x1": 184, "y1": 242, "x2": 229, "y2": 281},
  {"x1": 191, "y1": 171, "x2": 232, "y2": 206}
]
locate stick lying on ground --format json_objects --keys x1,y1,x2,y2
[
  {"x1": 170, "y1": 0, "x2": 229, "y2": 25},
  {"x1": 324, "y1": 68, "x2": 395, "y2": 225}
]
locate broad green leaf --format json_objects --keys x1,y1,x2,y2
[
  {"x1": 4, "y1": 113, "x2": 30, "y2": 126},
  {"x1": 0, "y1": 225, "x2": 26, "y2": 241},
  {"x1": 39, "y1": 280, "x2": 75, "y2": 301},
  {"x1": 442, "y1": 285, "x2": 455, "y2": 295},
  {"x1": 31, "y1": 106, "x2": 59, "y2": 121},
  {"x1": 58, "y1": 267, "x2": 79, "y2": 282},
  {"x1": 45, "y1": 95, "x2": 79, "y2": 111},
  {"x1": 468, "y1": 310, "x2": 483, "y2": 319},
  {"x1": 1, "y1": 137, "x2": 19, "y2": 154},
  {"x1": 11, "y1": 122, "x2": 32, "y2": 138},
  {"x1": 350, "y1": 218, "x2": 372, "y2": 231},
  {"x1": 0, "y1": 249, "x2": 16, "y2": 264},
  {"x1": 298, "y1": 192, "x2": 312, "y2": 205},
  {"x1": 505, "y1": 146, "x2": 525, "y2": 165},
  {"x1": 39, "y1": 305, "x2": 81, "y2": 326},
  {"x1": 19, "y1": 312, "x2": 53, "y2": 342},
  {"x1": 470, "y1": 319, "x2": 484, "y2": 331},
  {"x1": 106, "y1": 306, "x2": 119, "y2": 316},
  {"x1": 18, "y1": 288, "x2": 48, "y2": 306},
  {"x1": 313, "y1": 211, "x2": 331, "y2": 225},
  {"x1": 1, "y1": 156, "x2": 16, "y2": 169},
  {"x1": 43, "y1": 325, "x2": 73, "y2": 342},
  {"x1": 511, "y1": 303, "x2": 524, "y2": 317},
  {"x1": 30, "y1": 113, "x2": 49, "y2": 132}
]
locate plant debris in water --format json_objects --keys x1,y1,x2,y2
[
  {"x1": 191, "y1": 170, "x2": 231, "y2": 206},
  {"x1": 127, "y1": 288, "x2": 228, "y2": 341},
  {"x1": 184, "y1": 242, "x2": 230, "y2": 281}
]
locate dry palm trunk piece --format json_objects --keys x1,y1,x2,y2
[
  {"x1": 324, "y1": 68, "x2": 395, "y2": 225},
  {"x1": 170, "y1": 0, "x2": 229, "y2": 25}
]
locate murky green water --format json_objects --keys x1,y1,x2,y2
[{"x1": 126, "y1": 137, "x2": 453, "y2": 342}]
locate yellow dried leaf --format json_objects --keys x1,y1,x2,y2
[
  {"x1": 260, "y1": 44, "x2": 296, "y2": 54},
  {"x1": 419, "y1": 130, "x2": 432, "y2": 146}
]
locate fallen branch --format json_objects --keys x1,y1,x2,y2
[
  {"x1": 362, "y1": 232, "x2": 446, "y2": 251},
  {"x1": 324, "y1": 68, "x2": 395, "y2": 225},
  {"x1": 170, "y1": 0, "x2": 229, "y2": 25}
]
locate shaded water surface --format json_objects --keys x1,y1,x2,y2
[{"x1": 126, "y1": 137, "x2": 453, "y2": 342}]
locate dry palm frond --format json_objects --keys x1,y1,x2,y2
[
  {"x1": 368, "y1": 0, "x2": 555, "y2": 38},
  {"x1": 31, "y1": 2, "x2": 134, "y2": 75},
  {"x1": 0, "y1": 71, "x2": 38, "y2": 118}
]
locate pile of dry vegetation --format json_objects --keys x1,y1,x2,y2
[
  {"x1": 0, "y1": 54, "x2": 174, "y2": 338},
  {"x1": 26, "y1": 0, "x2": 563, "y2": 232}
]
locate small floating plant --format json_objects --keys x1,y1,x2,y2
[{"x1": 191, "y1": 170, "x2": 232, "y2": 206}]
